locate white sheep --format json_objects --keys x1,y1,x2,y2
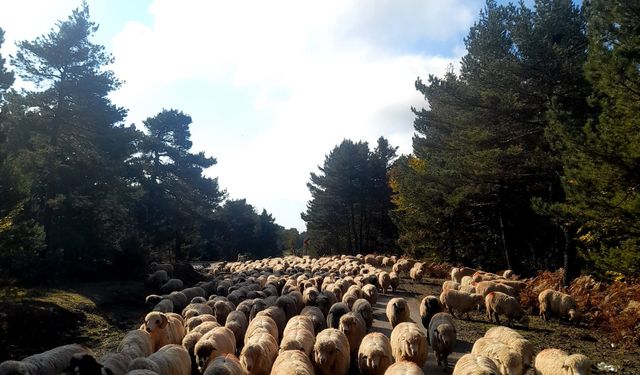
[
  {"x1": 409, "y1": 267, "x2": 423, "y2": 282},
  {"x1": 452, "y1": 353, "x2": 500, "y2": 375},
  {"x1": 338, "y1": 312, "x2": 367, "y2": 358},
  {"x1": 378, "y1": 272, "x2": 391, "y2": 293},
  {"x1": 439, "y1": 289, "x2": 484, "y2": 319},
  {"x1": 203, "y1": 354, "x2": 247, "y2": 375},
  {"x1": 128, "y1": 344, "x2": 190, "y2": 375},
  {"x1": 472, "y1": 341, "x2": 522, "y2": 375},
  {"x1": 194, "y1": 326, "x2": 237, "y2": 373},
  {"x1": 485, "y1": 292, "x2": 528, "y2": 326},
  {"x1": 0, "y1": 344, "x2": 93, "y2": 375},
  {"x1": 270, "y1": 349, "x2": 313, "y2": 375},
  {"x1": 245, "y1": 315, "x2": 279, "y2": 344},
  {"x1": 117, "y1": 330, "x2": 154, "y2": 360},
  {"x1": 239, "y1": 333, "x2": 278, "y2": 375},
  {"x1": 386, "y1": 298, "x2": 412, "y2": 328},
  {"x1": 186, "y1": 314, "x2": 218, "y2": 333},
  {"x1": 362, "y1": 284, "x2": 379, "y2": 305},
  {"x1": 389, "y1": 322, "x2": 428, "y2": 368},
  {"x1": 534, "y1": 349, "x2": 591, "y2": 375},
  {"x1": 283, "y1": 316, "x2": 315, "y2": 338},
  {"x1": 442, "y1": 281, "x2": 460, "y2": 291},
  {"x1": 475, "y1": 281, "x2": 516, "y2": 298},
  {"x1": 383, "y1": 361, "x2": 424, "y2": 375},
  {"x1": 538, "y1": 289, "x2": 582, "y2": 324},
  {"x1": 142, "y1": 312, "x2": 186, "y2": 352},
  {"x1": 451, "y1": 267, "x2": 476, "y2": 283},
  {"x1": 357, "y1": 332, "x2": 393, "y2": 375},
  {"x1": 484, "y1": 327, "x2": 533, "y2": 369},
  {"x1": 389, "y1": 272, "x2": 400, "y2": 293},
  {"x1": 312, "y1": 328, "x2": 350, "y2": 375},
  {"x1": 428, "y1": 312, "x2": 456, "y2": 369}
]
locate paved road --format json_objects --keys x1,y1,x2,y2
[{"x1": 369, "y1": 290, "x2": 472, "y2": 374}]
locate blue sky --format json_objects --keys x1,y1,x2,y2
[{"x1": 0, "y1": 0, "x2": 573, "y2": 231}]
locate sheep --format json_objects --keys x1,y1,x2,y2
[
  {"x1": 159, "y1": 279, "x2": 184, "y2": 295},
  {"x1": 362, "y1": 284, "x2": 379, "y2": 305},
  {"x1": 357, "y1": 332, "x2": 393, "y2": 375},
  {"x1": 352, "y1": 298, "x2": 374, "y2": 330},
  {"x1": 461, "y1": 276, "x2": 474, "y2": 286},
  {"x1": 125, "y1": 370, "x2": 159, "y2": 375},
  {"x1": 245, "y1": 315, "x2": 279, "y2": 344},
  {"x1": 239, "y1": 333, "x2": 279, "y2": 375},
  {"x1": 128, "y1": 344, "x2": 191, "y2": 375},
  {"x1": 472, "y1": 341, "x2": 522, "y2": 375},
  {"x1": 214, "y1": 300, "x2": 236, "y2": 326},
  {"x1": 147, "y1": 270, "x2": 170, "y2": 290},
  {"x1": 339, "y1": 312, "x2": 367, "y2": 358},
  {"x1": 150, "y1": 262, "x2": 174, "y2": 276},
  {"x1": 409, "y1": 267, "x2": 423, "y2": 283},
  {"x1": 452, "y1": 353, "x2": 500, "y2": 375},
  {"x1": 70, "y1": 352, "x2": 131, "y2": 375},
  {"x1": 327, "y1": 302, "x2": 350, "y2": 329},
  {"x1": 0, "y1": 344, "x2": 93, "y2": 375},
  {"x1": 226, "y1": 311, "x2": 249, "y2": 351},
  {"x1": 428, "y1": 312, "x2": 456, "y2": 369},
  {"x1": 181, "y1": 287, "x2": 207, "y2": 302},
  {"x1": 303, "y1": 286, "x2": 320, "y2": 307},
  {"x1": 451, "y1": 267, "x2": 476, "y2": 283},
  {"x1": 442, "y1": 280, "x2": 460, "y2": 292},
  {"x1": 279, "y1": 327, "x2": 315, "y2": 357},
  {"x1": 186, "y1": 314, "x2": 218, "y2": 333},
  {"x1": 389, "y1": 272, "x2": 400, "y2": 292},
  {"x1": 192, "y1": 296, "x2": 208, "y2": 304},
  {"x1": 183, "y1": 303, "x2": 214, "y2": 320},
  {"x1": 117, "y1": 330, "x2": 154, "y2": 360},
  {"x1": 419, "y1": 295, "x2": 442, "y2": 330},
  {"x1": 312, "y1": 328, "x2": 350, "y2": 375},
  {"x1": 383, "y1": 361, "x2": 424, "y2": 375},
  {"x1": 484, "y1": 327, "x2": 533, "y2": 369},
  {"x1": 459, "y1": 285, "x2": 476, "y2": 294},
  {"x1": 485, "y1": 292, "x2": 528, "y2": 326},
  {"x1": 255, "y1": 307, "x2": 286, "y2": 341},
  {"x1": 389, "y1": 322, "x2": 428, "y2": 368},
  {"x1": 386, "y1": 298, "x2": 412, "y2": 328},
  {"x1": 300, "y1": 306, "x2": 327, "y2": 334},
  {"x1": 283, "y1": 316, "x2": 315, "y2": 338},
  {"x1": 143, "y1": 312, "x2": 186, "y2": 352},
  {"x1": 194, "y1": 326, "x2": 237, "y2": 373},
  {"x1": 203, "y1": 354, "x2": 247, "y2": 375},
  {"x1": 439, "y1": 289, "x2": 484, "y2": 319},
  {"x1": 270, "y1": 349, "x2": 314, "y2": 375},
  {"x1": 378, "y1": 272, "x2": 391, "y2": 293},
  {"x1": 534, "y1": 349, "x2": 591, "y2": 375},
  {"x1": 476, "y1": 281, "x2": 516, "y2": 298},
  {"x1": 538, "y1": 289, "x2": 582, "y2": 324}
]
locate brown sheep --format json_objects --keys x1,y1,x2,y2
[
  {"x1": 270, "y1": 349, "x2": 313, "y2": 375},
  {"x1": 538, "y1": 289, "x2": 582, "y2": 324},
  {"x1": 534, "y1": 349, "x2": 591, "y2": 375},
  {"x1": 312, "y1": 328, "x2": 350, "y2": 375},
  {"x1": 452, "y1": 353, "x2": 500, "y2": 375},
  {"x1": 485, "y1": 292, "x2": 528, "y2": 327},
  {"x1": 239, "y1": 333, "x2": 279, "y2": 375},
  {"x1": 203, "y1": 354, "x2": 247, "y2": 375},
  {"x1": 352, "y1": 298, "x2": 374, "y2": 330},
  {"x1": 338, "y1": 312, "x2": 367, "y2": 358},
  {"x1": 128, "y1": 344, "x2": 191, "y2": 375},
  {"x1": 143, "y1": 312, "x2": 186, "y2": 352},
  {"x1": 194, "y1": 326, "x2": 237, "y2": 373},
  {"x1": 383, "y1": 361, "x2": 424, "y2": 375}
]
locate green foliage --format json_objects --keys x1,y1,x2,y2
[
  {"x1": 302, "y1": 138, "x2": 398, "y2": 255},
  {"x1": 545, "y1": 0, "x2": 640, "y2": 276},
  {"x1": 391, "y1": 0, "x2": 590, "y2": 273}
]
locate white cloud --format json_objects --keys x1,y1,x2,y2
[{"x1": 3, "y1": 0, "x2": 479, "y2": 230}]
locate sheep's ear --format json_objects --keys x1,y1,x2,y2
[{"x1": 159, "y1": 314, "x2": 168, "y2": 328}]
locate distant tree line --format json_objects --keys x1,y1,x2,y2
[
  {"x1": 302, "y1": 0, "x2": 639, "y2": 279},
  {"x1": 0, "y1": 6, "x2": 301, "y2": 284}
]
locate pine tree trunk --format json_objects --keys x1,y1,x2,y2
[{"x1": 497, "y1": 192, "x2": 511, "y2": 270}]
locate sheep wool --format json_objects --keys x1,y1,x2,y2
[
  {"x1": 279, "y1": 327, "x2": 315, "y2": 357},
  {"x1": 386, "y1": 298, "x2": 412, "y2": 328},
  {"x1": 195, "y1": 326, "x2": 237, "y2": 373},
  {"x1": 312, "y1": 328, "x2": 350, "y2": 375},
  {"x1": 128, "y1": 344, "x2": 190, "y2": 375},
  {"x1": 143, "y1": 312, "x2": 186, "y2": 352},
  {"x1": 419, "y1": 296, "x2": 442, "y2": 330},
  {"x1": 239, "y1": 332, "x2": 278, "y2": 375},
  {"x1": 0, "y1": 344, "x2": 93, "y2": 375},
  {"x1": 362, "y1": 284, "x2": 379, "y2": 305},
  {"x1": 245, "y1": 315, "x2": 279, "y2": 344},
  {"x1": 300, "y1": 306, "x2": 326, "y2": 335},
  {"x1": 534, "y1": 349, "x2": 591, "y2": 375},
  {"x1": 475, "y1": 341, "x2": 522, "y2": 375},
  {"x1": 352, "y1": 298, "x2": 374, "y2": 330},
  {"x1": 203, "y1": 354, "x2": 247, "y2": 375},
  {"x1": 357, "y1": 332, "x2": 394, "y2": 375},
  {"x1": 383, "y1": 361, "x2": 424, "y2": 375},
  {"x1": 485, "y1": 291, "x2": 527, "y2": 326},
  {"x1": 428, "y1": 312, "x2": 456, "y2": 369},
  {"x1": 338, "y1": 312, "x2": 367, "y2": 358},
  {"x1": 439, "y1": 289, "x2": 484, "y2": 319},
  {"x1": 117, "y1": 330, "x2": 154, "y2": 360},
  {"x1": 452, "y1": 353, "x2": 500, "y2": 375},
  {"x1": 390, "y1": 322, "x2": 428, "y2": 368},
  {"x1": 538, "y1": 289, "x2": 582, "y2": 324},
  {"x1": 271, "y1": 349, "x2": 313, "y2": 375}
]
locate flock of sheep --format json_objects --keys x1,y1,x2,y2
[{"x1": 0, "y1": 255, "x2": 593, "y2": 375}]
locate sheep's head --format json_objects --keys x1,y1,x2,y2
[
  {"x1": 0, "y1": 361, "x2": 31, "y2": 375},
  {"x1": 144, "y1": 312, "x2": 167, "y2": 333},
  {"x1": 240, "y1": 344, "x2": 260, "y2": 373},
  {"x1": 393, "y1": 299, "x2": 407, "y2": 313},
  {"x1": 339, "y1": 314, "x2": 357, "y2": 336},
  {"x1": 435, "y1": 324, "x2": 456, "y2": 348},
  {"x1": 314, "y1": 341, "x2": 338, "y2": 368},
  {"x1": 69, "y1": 353, "x2": 101, "y2": 375},
  {"x1": 568, "y1": 309, "x2": 582, "y2": 324},
  {"x1": 144, "y1": 294, "x2": 163, "y2": 306},
  {"x1": 401, "y1": 335, "x2": 421, "y2": 359},
  {"x1": 563, "y1": 354, "x2": 591, "y2": 375},
  {"x1": 195, "y1": 341, "x2": 216, "y2": 373},
  {"x1": 359, "y1": 347, "x2": 387, "y2": 370}
]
